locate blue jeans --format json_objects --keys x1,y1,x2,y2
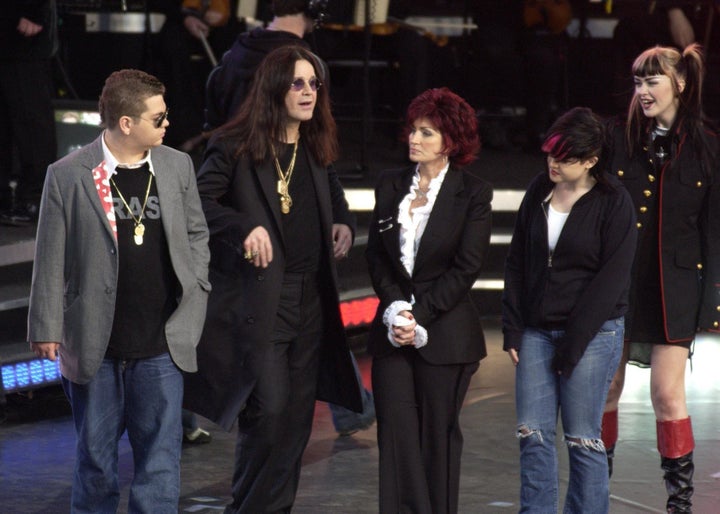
[
  {"x1": 62, "y1": 353, "x2": 183, "y2": 514},
  {"x1": 329, "y1": 351, "x2": 375, "y2": 432},
  {"x1": 515, "y1": 318, "x2": 624, "y2": 514}
]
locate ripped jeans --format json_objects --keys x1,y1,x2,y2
[{"x1": 515, "y1": 318, "x2": 624, "y2": 514}]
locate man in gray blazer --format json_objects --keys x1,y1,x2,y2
[{"x1": 27, "y1": 69, "x2": 211, "y2": 513}]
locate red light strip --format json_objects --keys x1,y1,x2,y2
[{"x1": 339, "y1": 296, "x2": 379, "y2": 328}]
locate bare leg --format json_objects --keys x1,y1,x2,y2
[{"x1": 649, "y1": 344, "x2": 689, "y2": 421}]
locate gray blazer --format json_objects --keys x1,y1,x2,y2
[{"x1": 27, "y1": 136, "x2": 211, "y2": 384}]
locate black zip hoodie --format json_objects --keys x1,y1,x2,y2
[{"x1": 502, "y1": 171, "x2": 637, "y2": 376}]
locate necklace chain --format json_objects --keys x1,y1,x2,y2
[
  {"x1": 274, "y1": 138, "x2": 299, "y2": 214},
  {"x1": 110, "y1": 171, "x2": 153, "y2": 246},
  {"x1": 415, "y1": 182, "x2": 430, "y2": 204}
]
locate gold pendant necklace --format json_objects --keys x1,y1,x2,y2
[
  {"x1": 274, "y1": 138, "x2": 299, "y2": 214},
  {"x1": 110, "y1": 171, "x2": 153, "y2": 245}
]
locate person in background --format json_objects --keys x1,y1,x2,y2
[
  {"x1": 0, "y1": 0, "x2": 57, "y2": 225},
  {"x1": 602, "y1": 43, "x2": 720, "y2": 513},
  {"x1": 365, "y1": 87, "x2": 492, "y2": 514},
  {"x1": 177, "y1": 0, "x2": 243, "y2": 153},
  {"x1": 184, "y1": 45, "x2": 362, "y2": 513},
  {"x1": 27, "y1": 69, "x2": 211, "y2": 513},
  {"x1": 503, "y1": 107, "x2": 636, "y2": 513}
]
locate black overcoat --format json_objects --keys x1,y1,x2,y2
[{"x1": 184, "y1": 136, "x2": 362, "y2": 430}]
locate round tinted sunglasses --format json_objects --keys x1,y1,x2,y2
[{"x1": 289, "y1": 78, "x2": 322, "y2": 92}]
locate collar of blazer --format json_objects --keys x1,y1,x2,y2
[
  {"x1": 386, "y1": 166, "x2": 465, "y2": 277},
  {"x1": 77, "y1": 136, "x2": 176, "y2": 245}
]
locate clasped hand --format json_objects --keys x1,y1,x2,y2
[{"x1": 392, "y1": 311, "x2": 417, "y2": 346}]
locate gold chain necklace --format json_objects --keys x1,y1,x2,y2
[
  {"x1": 109, "y1": 172, "x2": 153, "y2": 245},
  {"x1": 274, "y1": 138, "x2": 299, "y2": 214}
]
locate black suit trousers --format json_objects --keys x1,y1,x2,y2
[
  {"x1": 0, "y1": 59, "x2": 56, "y2": 203},
  {"x1": 372, "y1": 347, "x2": 479, "y2": 514},
  {"x1": 226, "y1": 272, "x2": 323, "y2": 514}
]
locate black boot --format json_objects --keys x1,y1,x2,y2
[{"x1": 661, "y1": 451, "x2": 694, "y2": 513}]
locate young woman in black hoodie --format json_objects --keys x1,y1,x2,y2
[{"x1": 503, "y1": 107, "x2": 637, "y2": 513}]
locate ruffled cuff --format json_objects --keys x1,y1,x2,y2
[
  {"x1": 382, "y1": 300, "x2": 413, "y2": 327},
  {"x1": 383, "y1": 300, "x2": 412, "y2": 348}
]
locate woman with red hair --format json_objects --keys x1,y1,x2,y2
[{"x1": 365, "y1": 87, "x2": 492, "y2": 513}]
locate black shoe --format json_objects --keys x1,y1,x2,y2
[
  {"x1": 183, "y1": 427, "x2": 212, "y2": 444},
  {"x1": 336, "y1": 405, "x2": 376, "y2": 437}
]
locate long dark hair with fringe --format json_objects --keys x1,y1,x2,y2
[
  {"x1": 626, "y1": 44, "x2": 714, "y2": 176},
  {"x1": 219, "y1": 45, "x2": 338, "y2": 167}
]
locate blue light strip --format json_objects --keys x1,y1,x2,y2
[{"x1": 2, "y1": 358, "x2": 62, "y2": 393}]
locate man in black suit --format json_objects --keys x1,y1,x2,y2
[{"x1": 0, "y1": 0, "x2": 57, "y2": 225}]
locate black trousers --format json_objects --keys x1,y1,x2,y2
[
  {"x1": 226, "y1": 272, "x2": 323, "y2": 514},
  {"x1": 372, "y1": 347, "x2": 479, "y2": 514},
  {"x1": 0, "y1": 59, "x2": 56, "y2": 205}
]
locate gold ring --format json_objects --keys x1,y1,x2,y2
[{"x1": 244, "y1": 251, "x2": 253, "y2": 261}]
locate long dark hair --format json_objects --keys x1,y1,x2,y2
[
  {"x1": 219, "y1": 45, "x2": 338, "y2": 167},
  {"x1": 626, "y1": 44, "x2": 714, "y2": 176}
]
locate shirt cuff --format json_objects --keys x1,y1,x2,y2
[
  {"x1": 382, "y1": 301, "x2": 429, "y2": 349},
  {"x1": 384, "y1": 300, "x2": 412, "y2": 348}
]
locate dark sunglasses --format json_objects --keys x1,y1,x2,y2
[
  {"x1": 152, "y1": 108, "x2": 170, "y2": 128},
  {"x1": 289, "y1": 78, "x2": 322, "y2": 92},
  {"x1": 140, "y1": 108, "x2": 169, "y2": 128}
]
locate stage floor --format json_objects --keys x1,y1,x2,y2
[{"x1": 2, "y1": 319, "x2": 720, "y2": 514}]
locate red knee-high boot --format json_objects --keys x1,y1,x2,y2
[
  {"x1": 657, "y1": 417, "x2": 695, "y2": 514},
  {"x1": 601, "y1": 410, "x2": 618, "y2": 478}
]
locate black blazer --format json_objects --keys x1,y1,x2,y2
[
  {"x1": 365, "y1": 165, "x2": 493, "y2": 365},
  {"x1": 184, "y1": 135, "x2": 361, "y2": 430}
]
